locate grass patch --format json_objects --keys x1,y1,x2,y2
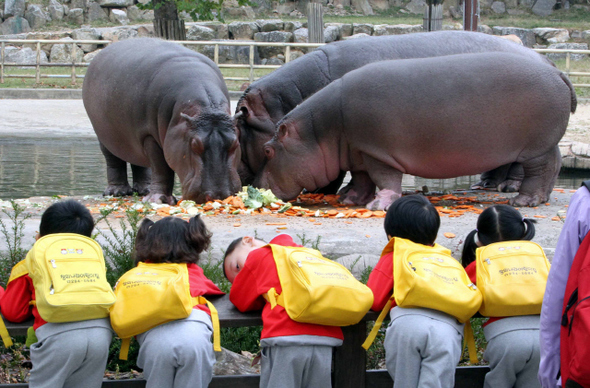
[{"x1": 0, "y1": 201, "x2": 32, "y2": 288}]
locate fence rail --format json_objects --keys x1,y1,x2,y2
[{"x1": 0, "y1": 39, "x2": 589, "y2": 88}]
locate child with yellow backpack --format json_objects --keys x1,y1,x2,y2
[
  {"x1": 0, "y1": 200, "x2": 115, "y2": 388},
  {"x1": 365, "y1": 195, "x2": 482, "y2": 388},
  {"x1": 110, "y1": 216, "x2": 224, "y2": 388},
  {"x1": 461, "y1": 205, "x2": 546, "y2": 388}
]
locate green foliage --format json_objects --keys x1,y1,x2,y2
[
  {"x1": 360, "y1": 265, "x2": 373, "y2": 285},
  {"x1": 94, "y1": 207, "x2": 145, "y2": 287},
  {"x1": 221, "y1": 326, "x2": 262, "y2": 354},
  {"x1": 460, "y1": 318, "x2": 488, "y2": 365},
  {"x1": 0, "y1": 201, "x2": 32, "y2": 287},
  {"x1": 296, "y1": 233, "x2": 322, "y2": 251},
  {"x1": 0, "y1": 340, "x2": 30, "y2": 383},
  {"x1": 139, "y1": 0, "x2": 252, "y2": 23},
  {"x1": 365, "y1": 321, "x2": 387, "y2": 369},
  {"x1": 106, "y1": 338, "x2": 140, "y2": 373},
  {"x1": 200, "y1": 248, "x2": 231, "y2": 293}
]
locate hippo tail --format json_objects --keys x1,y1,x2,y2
[{"x1": 560, "y1": 72, "x2": 578, "y2": 114}]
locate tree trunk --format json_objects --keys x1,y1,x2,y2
[{"x1": 152, "y1": 0, "x2": 186, "y2": 40}]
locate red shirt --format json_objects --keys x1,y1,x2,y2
[
  {"x1": 465, "y1": 261, "x2": 501, "y2": 326},
  {"x1": 0, "y1": 286, "x2": 4, "y2": 300},
  {"x1": 367, "y1": 251, "x2": 397, "y2": 312},
  {"x1": 229, "y1": 234, "x2": 343, "y2": 341},
  {"x1": 0, "y1": 263, "x2": 223, "y2": 329}
]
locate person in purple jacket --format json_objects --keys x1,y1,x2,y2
[{"x1": 539, "y1": 182, "x2": 590, "y2": 388}]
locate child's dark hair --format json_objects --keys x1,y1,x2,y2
[
  {"x1": 384, "y1": 195, "x2": 440, "y2": 246},
  {"x1": 222, "y1": 237, "x2": 243, "y2": 279},
  {"x1": 134, "y1": 215, "x2": 211, "y2": 265},
  {"x1": 461, "y1": 204, "x2": 536, "y2": 267},
  {"x1": 39, "y1": 199, "x2": 94, "y2": 237}
]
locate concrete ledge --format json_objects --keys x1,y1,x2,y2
[{"x1": 0, "y1": 88, "x2": 244, "y2": 99}]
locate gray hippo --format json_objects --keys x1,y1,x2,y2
[
  {"x1": 235, "y1": 31, "x2": 553, "y2": 195},
  {"x1": 83, "y1": 38, "x2": 240, "y2": 204},
  {"x1": 253, "y1": 52, "x2": 577, "y2": 210}
]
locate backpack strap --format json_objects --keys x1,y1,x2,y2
[
  {"x1": 462, "y1": 319, "x2": 478, "y2": 364},
  {"x1": 0, "y1": 316, "x2": 13, "y2": 348},
  {"x1": 362, "y1": 298, "x2": 394, "y2": 350},
  {"x1": 263, "y1": 287, "x2": 285, "y2": 310},
  {"x1": 119, "y1": 337, "x2": 132, "y2": 360},
  {"x1": 8, "y1": 259, "x2": 29, "y2": 284}
]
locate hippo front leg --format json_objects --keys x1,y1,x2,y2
[
  {"x1": 497, "y1": 163, "x2": 523, "y2": 193},
  {"x1": 100, "y1": 142, "x2": 133, "y2": 197},
  {"x1": 130, "y1": 164, "x2": 151, "y2": 196},
  {"x1": 510, "y1": 146, "x2": 561, "y2": 207},
  {"x1": 337, "y1": 171, "x2": 377, "y2": 205},
  {"x1": 471, "y1": 164, "x2": 511, "y2": 190},
  {"x1": 360, "y1": 154, "x2": 404, "y2": 210},
  {"x1": 141, "y1": 136, "x2": 177, "y2": 205}
]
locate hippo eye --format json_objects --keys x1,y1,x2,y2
[
  {"x1": 264, "y1": 146, "x2": 275, "y2": 160},
  {"x1": 228, "y1": 138, "x2": 239, "y2": 154},
  {"x1": 191, "y1": 138, "x2": 204, "y2": 155}
]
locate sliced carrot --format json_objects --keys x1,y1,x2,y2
[
  {"x1": 266, "y1": 222, "x2": 287, "y2": 226},
  {"x1": 444, "y1": 232, "x2": 456, "y2": 238},
  {"x1": 233, "y1": 223, "x2": 241, "y2": 227}
]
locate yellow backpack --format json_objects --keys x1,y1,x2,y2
[
  {"x1": 110, "y1": 262, "x2": 220, "y2": 360},
  {"x1": 264, "y1": 244, "x2": 374, "y2": 327},
  {"x1": 27, "y1": 233, "x2": 116, "y2": 323},
  {"x1": 476, "y1": 240, "x2": 550, "y2": 317},
  {"x1": 363, "y1": 237, "x2": 482, "y2": 359},
  {"x1": 0, "y1": 260, "x2": 29, "y2": 348}
]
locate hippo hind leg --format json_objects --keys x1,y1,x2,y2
[
  {"x1": 130, "y1": 164, "x2": 151, "y2": 196},
  {"x1": 497, "y1": 163, "x2": 523, "y2": 193},
  {"x1": 510, "y1": 146, "x2": 561, "y2": 207},
  {"x1": 338, "y1": 171, "x2": 377, "y2": 205},
  {"x1": 471, "y1": 164, "x2": 511, "y2": 190},
  {"x1": 100, "y1": 142, "x2": 133, "y2": 197}
]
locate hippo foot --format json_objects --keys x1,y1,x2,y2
[
  {"x1": 103, "y1": 184, "x2": 133, "y2": 197},
  {"x1": 366, "y1": 189, "x2": 401, "y2": 211},
  {"x1": 132, "y1": 182, "x2": 151, "y2": 196},
  {"x1": 509, "y1": 194, "x2": 547, "y2": 207},
  {"x1": 470, "y1": 179, "x2": 500, "y2": 190},
  {"x1": 498, "y1": 179, "x2": 522, "y2": 193},
  {"x1": 143, "y1": 193, "x2": 177, "y2": 205},
  {"x1": 339, "y1": 188, "x2": 376, "y2": 206}
]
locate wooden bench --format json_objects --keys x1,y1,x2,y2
[{"x1": 0, "y1": 295, "x2": 489, "y2": 387}]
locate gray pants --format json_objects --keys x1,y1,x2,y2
[
  {"x1": 137, "y1": 315, "x2": 215, "y2": 388},
  {"x1": 28, "y1": 327, "x2": 112, "y2": 388},
  {"x1": 483, "y1": 329, "x2": 541, "y2": 388},
  {"x1": 384, "y1": 314, "x2": 462, "y2": 388},
  {"x1": 260, "y1": 345, "x2": 333, "y2": 388}
]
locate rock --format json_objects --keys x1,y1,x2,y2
[
  {"x1": 83, "y1": 48, "x2": 101, "y2": 62},
  {"x1": 213, "y1": 348, "x2": 259, "y2": 376},
  {"x1": 507, "y1": 8, "x2": 526, "y2": 14},
  {"x1": 448, "y1": 5, "x2": 462, "y2": 18},
  {"x1": 186, "y1": 25, "x2": 215, "y2": 41},
  {"x1": 491, "y1": 1, "x2": 506, "y2": 13},
  {"x1": 50, "y1": 37, "x2": 84, "y2": 63},
  {"x1": 136, "y1": 24, "x2": 153, "y2": 36},
  {"x1": 97, "y1": 0, "x2": 132, "y2": 7},
  {"x1": 405, "y1": 0, "x2": 426, "y2": 13},
  {"x1": 109, "y1": 9, "x2": 128, "y2": 25},
  {"x1": 533, "y1": 27, "x2": 570, "y2": 44},
  {"x1": 478, "y1": 24, "x2": 493, "y2": 34},
  {"x1": 324, "y1": 25, "x2": 340, "y2": 43},
  {"x1": 293, "y1": 27, "x2": 308, "y2": 43},
  {"x1": 191, "y1": 22, "x2": 229, "y2": 39},
  {"x1": 126, "y1": 5, "x2": 142, "y2": 21},
  {"x1": 284, "y1": 21, "x2": 303, "y2": 32},
  {"x1": 66, "y1": 8, "x2": 84, "y2": 24},
  {"x1": 254, "y1": 31, "x2": 293, "y2": 58},
  {"x1": 4, "y1": 0, "x2": 26, "y2": 18},
  {"x1": 368, "y1": 0, "x2": 390, "y2": 11},
  {"x1": 24, "y1": 5, "x2": 48, "y2": 29},
  {"x1": 48, "y1": 0, "x2": 64, "y2": 20},
  {"x1": 289, "y1": 49, "x2": 305, "y2": 61},
  {"x1": 266, "y1": 56, "x2": 284, "y2": 65},
  {"x1": 374, "y1": 24, "x2": 422, "y2": 35},
  {"x1": 24, "y1": 31, "x2": 71, "y2": 56},
  {"x1": 86, "y1": 1, "x2": 108, "y2": 21},
  {"x1": 196, "y1": 43, "x2": 260, "y2": 65},
  {"x1": 571, "y1": 30, "x2": 582, "y2": 39},
  {"x1": 4, "y1": 46, "x2": 48, "y2": 67},
  {"x1": 352, "y1": 23, "x2": 373, "y2": 35},
  {"x1": 343, "y1": 32, "x2": 371, "y2": 39},
  {"x1": 546, "y1": 43, "x2": 588, "y2": 61},
  {"x1": 560, "y1": 141, "x2": 590, "y2": 170},
  {"x1": 492, "y1": 26, "x2": 535, "y2": 47},
  {"x1": 256, "y1": 19, "x2": 284, "y2": 32},
  {"x1": 228, "y1": 21, "x2": 259, "y2": 40},
  {"x1": 72, "y1": 27, "x2": 100, "y2": 52},
  {"x1": 223, "y1": 5, "x2": 255, "y2": 18},
  {"x1": 1, "y1": 16, "x2": 31, "y2": 34},
  {"x1": 519, "y1": 0, "x2": 535, "y2": 7},
  {"x1": 351, "y1": 0, "x2": 374, "y2": 14},
  {"x1": 532, "y1": 0, "x2": 555, "y2": 16},
  {"x1": 99, "y1": 26, "x2": 138, "y2": 41},
  {"x1": 341, "y1": 23, "x2": 353, "y2": 37},
  {"x1": 335, "y1": 254, "x2": 380, "y2": 280},
  {"x1": 583, "y1": 30, "x2": 590, "y2": 41},
  {"x1": 70, "y1": 0, "x2": 87, "y2": 9},
  {"x1": 275, "y1": 2, "x2": 296, "y2": 14}
]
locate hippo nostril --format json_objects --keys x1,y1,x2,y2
[{"x1": 204, "y1": 192, "x2": 214, "y2": 202}]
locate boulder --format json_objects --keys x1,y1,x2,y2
[
  {"x1": 532, "y1": 0, "x2": 555, "y2": 16},
  {"x1": 4, "y1": 0, "x2": 26, "y2": 18},
  {"x1": 223, "y1": 5, "x2": 255, "y2": 18},
  {"x1": 368, "y1": 0, "x2": 390, "y2": 11},
  {"x1": 24, "y1": 5, "x2": 48, "y2": 29},
  {"x1": 374, "y1": 24, "x2": 422, "y2": 35},
  {"x1": 284, "y1": 21, "x2": 302, "y2": 32},
  {"x1": 352, "y1": 23, "x2": 373, "y2": 35},
  {"x1": 70, "y1": 0, "x2": 87, "y2": 9},
  {"x1": 109, "y1": 9, "x2": 129, "y2": 25},
  {"x1": 256, "y1": 19, "x2": 284, "y2": 32},
  {"x1": 324, "y1": 25, "x2": 340, "y2": 43},
  {"x1": 289, "y1": 49, "x2": 305, "y2": 61},
  {"x1": 546, "y1": 43, "x2": 588, "y2": 61},
  {"x1": 4, "y1": 46, "x2": 48, "y2": 67},
  {"x1": 48, "y1": 0, "x2": 65, "y2": 21},
  {"x1": 50, "y1": 37, "x2": 85, "y2": 63},
  {"x1": 86, "y1": 1, "x2": 108, "y2": 21},
  {"x1": 583, "y1": 30, "x2": 590, "y2": 41},
  {"x1": 519, "y1": 0, "x2": 535, "y2": 7},
  {"x1": 491, "y1": 1, "x2": 506, "y2": 13},
  {"x1": 228, "y1": 21, "x2": 259, "y2": 40},
  {"x1": 213, "y1": 348, "x2": 259, "y2": 376},
  {"x1": 492, "y1": 26, "x2": 535, "y2": 47},
  {"x1": 186, "y1": 25, "x2": 215, "y2": 41},
  {"x1": 126, "y1": 5, "x2": 142, "y2": 21},
  {"x1": 265, "y1": 56, "x2": 284, "y2": 65},
  {"x1": 478, "y1": 24, "x2": 493, "y2": 34},
  {"x1": 275, "y1": 2, "x2": 296, "y2": 14},
  {"x1": 533, "y1": 27, "x2": 570, "y2": 44},
  {"x1": 343, "y1": 32, "x2": 371, "y2": 39},
  {"x1": 66, "y1": 8, "x2": 84, "y2": 24},
  {"x1": 191, "y1": 22, "x2": 229, "y2": 39},
  {"x1": 83, "y1": 48, "x2": 101, "y2": 62},
  {"x1": 405, "y1": 0, "x2": 426, "y2": 13},
  {"x1": 71, "y1": 27, "x2": 100, "y2": 52},
  {"x1": 293, "y1": 27, "x2": 308, "y2": 43},
  {"x1": 196, "y1": 43, "x2": 260, "y2": 65},
  {"x1": 97, "y1": 0, "x2": 133, "y2": 7},
  {"x1": 99, "y1": 26, "x2": 138, "y2": 42},
  {"x1": 351, "y1": 0, "x2": 374, "y2": 14},
  {"x1": 254, "y1": 30, "x2": 293, "y2": 58},
  {"x1": 1, "y1": 16, "x2": 31, "y2": 34}
]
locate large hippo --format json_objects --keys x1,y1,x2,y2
[
  {"x1": 253, "y1": 52, "x2": 577, "y2": 210},
  {"x1": 235, "y1": 31, "x2": 553, "y2": 192},
  {"x1": 83, "y1": 38, "x2": 240, "y2": 204}
]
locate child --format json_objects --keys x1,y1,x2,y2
[
  {"x1": 131, "y1": 216, "x2": 224, "y2": 388},
  {"x1": 224, "y1": 234, "x2": 344, "y2": 388},
  {"x1": 461, "y1": 205, "x2": 541, "y2": 388},
  {"x1": 0, "y1": 200, "x2": 113, "y2": 388},
  {"x1": 367, "y1": 195, "x2": 464, "y2": 388}
]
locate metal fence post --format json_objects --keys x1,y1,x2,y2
[
  {"x1": 71, "y1": 41, "x2": 77, "y2": 85},
  {"x1": 36, "y1": 42, "x2": 41, "y2": 84},
  {"x1": 1, "y1": 41, "x2": 4, "y2": 84},
  {"x1": 214, "y1": 43, "x2": 219, "y2": 65},
  {"x1": 566, "y1": 51, "x2": 571, "y2": 77},
  {"x1": 285, "y1": 45, "x2": 291, "y2": 63},
  {"x1": 249, "y1": 44, "x2": 254, "y2": 84}
]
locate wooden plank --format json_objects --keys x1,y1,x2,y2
[
  {"x1": 333, "y1": 322, "x2": 366, "y2": 388},
  {"x1": 365, "y1": 366, "x2": 490, "y2": 387}
]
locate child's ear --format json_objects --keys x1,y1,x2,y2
[
  {"x1": 35, "y1": 233, "x2": 40, "y2": 241},
  {"x1": 243, "y1": 236, "x2": 253, "y2": 245}
]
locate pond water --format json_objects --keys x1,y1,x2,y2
[{"x1": 0, "y1": 137, "x2": 589, "y2": 200}]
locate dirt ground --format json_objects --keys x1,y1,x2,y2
[{"x1": 562, "y1": 102, "x2": 590, "y2": 143}]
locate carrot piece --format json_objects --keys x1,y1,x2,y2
[{"x1": 443, "y1": 232, "x2": 456, "y2": 238}]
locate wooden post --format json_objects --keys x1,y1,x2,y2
[
  {"x1": 423, "y1": 4, "x2": 443, "y2": 31},
  {"x1": 35, "y1": 41, "x2": 41, "y2": 84},
  {"x1": 71, "y1": 41, "x2": 76, "y2": 85},
  {"x1": 463, "y1": 0, "x2": 479, "y2": 31},
  {"x1": 0, "y1": 41, "x2": 4, "y2": 84},
  {"x1": 307, "y1": 2, "x2": 324, "y2": 44},
  {"x1": 333, "y1": 323, "x2": 366, "y2": 388}
]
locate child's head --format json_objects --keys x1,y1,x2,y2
[
  {"x1": 39, "y1": 200, "x2": 94, "y2": 238},
  {"x1": 384, "y1": 195, "x2": 440, "y2": 246},
  {"x1": 134, "y1": 215, "x2": 211, "y2": 265},
  {"x1": 223, "y1": 236, "x2": 267, "y2": 283},
  {"x1": 461, "y1": 204, "x2": 537, "y2": 267}
]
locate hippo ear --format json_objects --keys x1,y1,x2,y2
[
  {"x1": 180, "y1": 112, "x2": 198, "y2": 127},
  {"x1": 278, "y1": 123, "x2": 288, "y2": 140},
  {"x1": 239, "y1": 106, "x2": 249, "y2": 118}
]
